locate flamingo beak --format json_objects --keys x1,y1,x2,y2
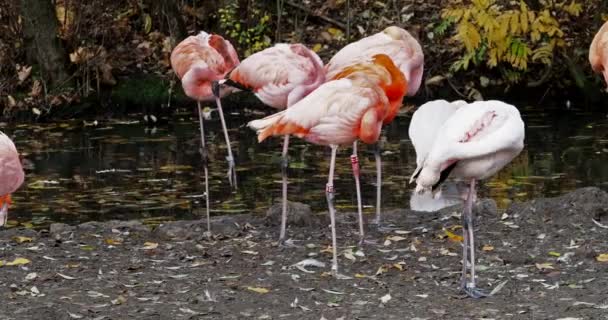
[{"x1": 0, "y1": 195, "x2": 11, "y2": 227}]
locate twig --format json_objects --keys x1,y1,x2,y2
[
  {"x1": 283, "y1": 0, "x2": 346, "y2": 30},
  {"x1": 446, "y1": 77, "x2": 468, "y2": 99}
]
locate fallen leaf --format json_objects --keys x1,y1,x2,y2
[
  {"x1": 386, "y1": 235, "x2": 407, "y2": 242},
  {"x1": 142, "y1": 242, "x2": 158, "y2": 250},
  {"x1": 312, "y1": 43, "x2": 323, "y2": 52},
  {"x1": 241, "y1": 250, "x2": 258, "y2": 255},
  {"x1": 482, "y1": 245, "x2": 494, "y2": 251},
  {"x1": 444, "y1": 229, "x2": 463, "y2": 242},
  {"x1": 548, "y1": 251, "x2": 561, "y2": 257},
  {"x1": 105, "y1": 238, "x2": 123, "y2": 245},
  {"x1": 5, "y1": 257, "x2": 31, "y2": 266},
  {"x1": 380, "y1": 293, "x2": 392, "y2": 304},
  {"x1": 375, "y1": 265, "x2": 389, "y2": 276},
  {"x1": 12, "y1": 236, "x2": 33, "y2": 243},
  {"x1": 535, "y1": 262, "x2": 554, "y2": 270},
  {"x1": 246, "y1": 286, "x2": 270, "y2": 294},
  {"x1": 56, "y1": 273, "x2": 77, "y2": 280},
  {"x1": 596, "y1": 254, "x2": 608, "y2": 262}
]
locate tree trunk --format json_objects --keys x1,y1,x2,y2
[
  {"x1": 146, "y1": 0, "x2": 187, "y2": 42},
  {"x1": 20, "y1": 0, "x2": 70, "y2": 89}
]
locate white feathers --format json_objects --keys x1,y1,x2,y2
[{"x1": 409, "y1": 100, "x2": 525, "y2": 192}]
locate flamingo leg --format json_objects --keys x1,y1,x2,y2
[
  {"x1": 279, "y1": 134, "x2": 290, "y2": 244},
  {"x1": 351, "y1": 141, "x2": 365, "y2": 244},
  {"x1": 197, "y1": 102, "x2": 211, "y2": 237},
  {"x1": 460, "y1": 179, "x2": 488, "y2": 298},
  {"x1": 213, "y1": 89, "x2": 238, "y2": 190},
  {"x1": 326, "y1": 145, "x2": 339, "y2": 276},
  {"x1": 373, "y1": 143, "x2": 382, "y2": 225}
]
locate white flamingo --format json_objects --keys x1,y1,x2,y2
[{"x1": 409, "y1": 99, "x2": 525, "y2": 298}]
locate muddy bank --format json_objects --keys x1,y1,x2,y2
[{"x1": 1, "y1": 187, "x2": 608, "y2": 319}]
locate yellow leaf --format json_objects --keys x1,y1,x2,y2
[
  {"x1": 548, "y1": 251, "x2": 561, "y2": 257},
  {"x1": 327, "y1": 27, "x2": 344, "y2": 39},
  {"x1": 6, "y1": 257, "x2": 31, "y2": 266},
  {"x1": 312, "y1": 43, "x2": 322, "y2": 52},
  {"x1": 375, "y1": 265, "x2": 389, "y2": 276},
  {"x1": 105, "y1": 238, "x2": 123, "y2": 245},
  {"x1": 392, "y1": 263, "x2": 404, "y2": 271},
  {"x1": 535, "y1": 262, "x2": 554, "y2": 270},
  {"x1": 143, "y1": 242, "x2": 159, "y2": 250},
  {"x1": 12, "y1": 236, "x2": 33, "y2": 243},
  {"x1": 482, "y1": 245, "x2": 494, "y2": 251},
  {"x1": 596, "y1": 254, "x2": 608, "y2": 262},
  {"x1": 355, "y1": 273, "x2": 367, "y2": 278},
  {"x1": 246, "y1": 286, "x2": 270, "y2": 294},
  {"x1": 143, "y1": 14, "x2": 152, "y2": 34},
  {"x1": 444, "y1": 229, "x2": 464, "y2": 242}
]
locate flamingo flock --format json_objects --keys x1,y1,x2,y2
[{"x1": 2, "y1": 22, "x2": 608, "y2": 299}]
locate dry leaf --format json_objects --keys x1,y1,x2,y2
[
  {"x1": 12, "y1": 236, "x2": 33, "y2": 243},
  {"x1": 535, "y1": 262, "x2": 554, "y2": 270},
  {"x1": 142, "y1": 242, "x2": 158, "y2": 250},
  {"x1": 379, "y1": 293, "x2": 392, "y2": 304},
  {"x1": 17, "y1": 65, "x2": 32, "y2": 83},
  {"x1": 6, "y1": 257, "x2": 31, "y2": 266},
  {"x1": 312, "y1": 43, "x2": 322, "y2": 52},
  {"x1": 444, "y1": 229, "x2": 463, "y2": 242},
  {"x1": 105, "y1": 238, "x2": 123, "y2": 245},
  {"x1": 596, "y1": 254, "x2": 608, "y2": 262},
  {"x1": 386, "y1": 235, "x2": 407, "y2": 242},
  {"x1": 246, "y1": 286, "x2": 270, "y2": 294},
  {"x1": 482, "y1": 245, "x2": 494, "y2": 251}
]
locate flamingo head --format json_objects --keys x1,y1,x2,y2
[
  {"x1": 414, "y1": 167, "x2": 440, "y2": 196},
  {"x1": 0, "y1": 194, "x2": 12, "y2": 227}
]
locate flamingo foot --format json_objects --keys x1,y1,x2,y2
[{"x1": 462, "y1": 284, "x2": 490, "y2": 299}]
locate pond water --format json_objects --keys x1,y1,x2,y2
[{"x1": 4, "y1": 99, "x2": 608, "y2": 227}]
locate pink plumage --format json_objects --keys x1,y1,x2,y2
[
  {"x1": 589, "y1": 21, "x2": 608, "y2": 88},
  {"x1": 0, "y1": 131, "x2": 25, "y2": 226},
  {"x1": 225, "y1": 43, "x2": 325, "y2": 108},
  {"x1": 170, "y1": 31, "x2": 240, "y2": 101},
  {"x1": 326, "y1": 26, "x2": 424, "y2": 96}
]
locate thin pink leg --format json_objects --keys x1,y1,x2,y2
[
  {"x1": 351, "y1": 141, "x2": 365, "y2": 243},
  {"x1": 214, "y1": 95, "x2": 238, "y2": 189},
  {"x1": 461, "y1": 179, "x2": 487, "y2": 298},
  {"x1": 197, "y1": 102, "x2": 211, "y2": 236},
  {"x1": 373, "y1": 145, "x2": 382, "y2": 224},
  {"x1": 279, "y1": 134, "x2": 290, "y2": 243},
  {"x1": 326, "y1": 145, "x2": 339, "y2": 275}
]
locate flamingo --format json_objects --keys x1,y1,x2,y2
[
  {"x1": 589, "y1": 21, "x2": 608, "y2": 88},
  {"x1": 248, "y1": 54, "x2": 406, "y2": 275},
  {"x1": 170, "y1": 31, "x2": 240, "y2": 235},
  {"x1": 326, "y1": 26, "x2": 424, "y2": 229},
  {"x1": 0, "y1": 131, "x2": 25, "y2": 226},
  {"x1": 409, "y1": 100, "x2": 525, "y2": 298},
  {"x1": 212, "y1": 43, "x2": 325, "y2": 244}
]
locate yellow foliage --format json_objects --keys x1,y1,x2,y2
[{"x1": 442, "y1": 0, "x2": 579, "y2": 77}]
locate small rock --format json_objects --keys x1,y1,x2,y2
[
  {"x1": 49, "y1": 223, "x2": 75, "y2": 235},
  {"x1": 265, "y1": 201, "x2": 316, "y2": 227}
]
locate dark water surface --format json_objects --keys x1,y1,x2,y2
[{"x1": 4, "y1": 101, "x2": 608, "y2": 227}]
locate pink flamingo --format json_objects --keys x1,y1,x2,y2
[
  {"x1": 409, "y1": 100, "x2": 525, "y2": 298},
  {"x1": 213, "y1": 43, "x2": 325, "y2": 244},
  {"x1": 326, "y1": 26, "x2": 424, "y2": 229},
  {"x1": 589, "y1": 21, "x2": 608, "y2": 88},
  {"x1": 0, "y1": 131, "x2": 25, "y2": 226},
  {"x1": 170, "y1": 31, "x2": 240, "y2": 234},
  {"x1": 248, "y1": 54, "x2": 406, "y2": 275}
]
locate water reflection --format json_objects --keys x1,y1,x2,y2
[
  {"x1": 409, "y1": 181, "x2": 468, "y2": 212},
  {"x1": 3, "y1": 101, "x2": 608, "y2": 226}
]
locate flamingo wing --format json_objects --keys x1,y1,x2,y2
[
  {"x1": 408, "y1": 100, "x2": 467, "y2": 182},
  {"x1": 589, "y1": 21, "x2": 608, "y2": 73},
  {"x1": 228, "y1": 44, "x2": 324, "y2": 109},
  {"x1": 248, "y1": 78, "x2": 386, "y2": 145},
  {"x1": 0, "y1": 132, "x2": 24, "y2": 196}
]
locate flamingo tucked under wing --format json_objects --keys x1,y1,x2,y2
[
  {"x1": 214, "y1": 43, "x2": 325, "y2": 244},
  {"x1": 248, "y1": 54, "x2": 406, "y2": 275},
  {"x1": 171, "y1": 31, "x2": 240, "y2": 235},
  {"x1": 409, "y1": 100, "x2": 525, "y2": 298},
  {"x1": 0, "y1": 131, "x2": 25, "y2": 226},
  {"x1": 326, "y1": 25, "x2": 424, "y2": 228}
]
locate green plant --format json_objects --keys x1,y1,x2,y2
[
  {"x1": 441, "y1": 0, "x2": 582, "y2": 84},
  {"x1": 218, "y1": 0, "x2": 272, "y2": 57}
]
